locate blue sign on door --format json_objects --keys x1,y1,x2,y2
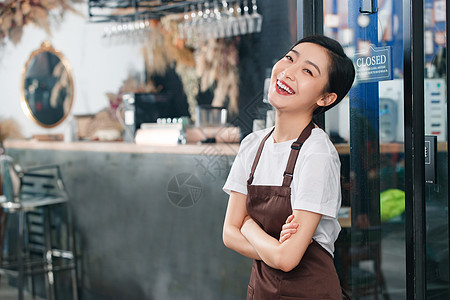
[{"x1": 354, "y1": 45, "x2": 392, "y2": 83}]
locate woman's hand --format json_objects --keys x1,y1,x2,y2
[
  {"x1": 279, "y1": 214, "x2": 313, "y2": 245},
  {"x1": 239, "y1": 210, "x2": 321, "y2": 272},
  {"x1": 279, "y1": 214, "x2": 298, "y2": 243}
]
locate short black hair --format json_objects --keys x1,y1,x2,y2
[{"x1": 289, "y1": 35, "x2": 355, "y2": 115}]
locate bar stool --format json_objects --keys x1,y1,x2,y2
[{"x1": 0, "y1": 155, "x2": 78, "y2": 300}]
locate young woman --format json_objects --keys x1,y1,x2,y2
[{"x1": 222, "y1": 35, "x2": 355, "y2": 299}]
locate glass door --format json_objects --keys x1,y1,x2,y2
[
  {"x1": 311, "y1": 0, "x2": 450, "y2": 298},
  {"x1": 423, "y1": 0, "x2": 449, "y2": 298},
  {"x1": 323, "y1": 0, "x2": 407, "y2": 298}
]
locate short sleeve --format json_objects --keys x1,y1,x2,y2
[
  {"x1": 292, "y1": 153, "x2": 341, "y2": 218},
  {"x1": 222, "y1": 135, "x2": 255, "y2": 195}
]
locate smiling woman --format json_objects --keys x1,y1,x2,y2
[
  {"x1": 269, "y1": 42, "x2": 335, "y2": 118},
  {"x1": 222, "y1": 35, "x2": 355, "y2": 300}
]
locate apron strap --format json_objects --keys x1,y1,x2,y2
[
  {"x1": 282, "y1": 121, "x2": 315, "y2": 187},
  {"x1": 247, "y1": 127, "x2": 275, "y2": 185}
]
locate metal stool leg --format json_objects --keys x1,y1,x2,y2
[
  {"x1": 67, "y1": 204, "x2": 78, "y2": 300},
  {"x1": 18, "y1": 210, "x2": 24, "y2": 300},
  {"x1": 25, "y1": 236, "x2": 35, "y2": 299},
  {"x1": 2, "y1": 160, "x2": 79, "y2": 299},
  {"x1": 43, "y1": 207, "x2": 56, "y2": 300},
  {"x1": 0, "y1": 210, "x2": 7, "y2": 293}
]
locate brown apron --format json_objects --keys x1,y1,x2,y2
[{"x1": 246, "y1": 122, "x2": 342, "y2": 300}]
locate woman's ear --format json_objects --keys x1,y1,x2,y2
[{"x1": 317, "y1": 93, "x2": 338, "y2": 108}]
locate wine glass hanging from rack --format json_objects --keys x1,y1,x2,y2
[
  {"x1": 178, "y1": 0, "x2": 263, "y2": 42},
  {"x1": 89, "y1": 0, "x2": 262, "y2": 43}
]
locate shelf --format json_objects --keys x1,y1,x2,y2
[{"x1": 88, "y1": 0, "x2": 240, "y2": 23}]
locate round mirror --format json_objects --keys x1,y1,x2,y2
[{"x1": 20, "y1": 41, "x2": 74, "y2": 128}]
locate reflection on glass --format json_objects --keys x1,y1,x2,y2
[
  {"x1": 424, "y1": 0, "x2": 449, "y2": 298},
  {"x1": 323, "y1": 0, "x2": 406, "y2": 298},
  {"x1": 21, "y1": 42, "x2": 74, "y2": 128}
]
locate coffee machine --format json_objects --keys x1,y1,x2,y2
[{"x1": 121, "y1": 92, "x2": 172, "y2": 142}]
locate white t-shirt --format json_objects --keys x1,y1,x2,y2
[{"x1": 223, "y1": 127, "x2": 342, "y2": 256}]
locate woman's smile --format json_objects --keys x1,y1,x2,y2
[{"x1": 276, "y1": 79, "x2": 295, "y2": 95}]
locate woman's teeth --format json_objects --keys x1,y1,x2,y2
[{"x1": 277, "y1": 80, "x2": 295, "y2": 94}]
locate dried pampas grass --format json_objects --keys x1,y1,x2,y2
[
  {"x1": 175, "y1": 63, "x2": 199, "y2": 122},
  {"x1": 0, "y1": 118, "x2": 23, "y2": 144},
  {"x1": 142, "y1": 15, "x2": 240, "y2": 118},
  {"x1": 0, "y1": 0, "x2": 82, "y2": 45},
  {"x1": 142, "y1": 20, "x2": 171, "y2": 76},
  {"x1": 161, "y1": 14, "x2": 195, "y2": 67},
  {"x1": 143, "y1": 17, "x2": 195, "y2": 78},
  {"x1": 195, "y1": 38, "x2": 239, "y2": 115}
]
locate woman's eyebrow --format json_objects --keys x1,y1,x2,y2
[
  {"x1": 288, "y1": 49, "x2": 321, "y2": 75},
  {"x1": 289, "y1": 49, "x2": 300, "y2": 57},
  {"x1": 305, "y1": 60, "x2": 321, "y2": 75}
]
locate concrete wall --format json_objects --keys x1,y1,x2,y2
[{"x1": 8, "y1": 147, "x2": 250, "y2": 299}]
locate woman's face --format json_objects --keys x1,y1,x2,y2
[{"x1": 268, "y1": 42, "x2": 332, "y2": 114}]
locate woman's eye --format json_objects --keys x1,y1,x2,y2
[
  {"x1": 304, "y1": 69, "x2": 313, "y2": 76},
  {"x1": 285, "y1": 55, "x2": 293, "y2": 62}
]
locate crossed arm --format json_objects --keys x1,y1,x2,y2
[{"x1": 222, "y1": 191, "x2": 322, "y2": 272}]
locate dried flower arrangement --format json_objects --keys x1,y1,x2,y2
[
  {"x1": 175, "y1": 63, "x2": 199, "y2": 123},
  {"x1": 142, "y1": 17, "x2": 196, "y2": 76},
  {"x1": 195, "y1": 38, "x2": 239, "y2": 115},
  {"x1": 0, "y1": 0, "x2": 82, "y2": 45},
  {"x1": 142, "y1": 14, "x2": 240, "y2": 121},
  {"x1": 0, "y1": 117, "x2": 23, "y2": 146}
]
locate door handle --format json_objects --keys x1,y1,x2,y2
[{"x1": 425, "y1": 135, "x2": 437, "y2": 184}]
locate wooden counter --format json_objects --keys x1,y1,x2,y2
[
  {"x1": 4, "y1": 139, "x2": 240, "y2": 156},
  {"x1": 7, "y1": 140, "x2": 445, "y2": 155}
]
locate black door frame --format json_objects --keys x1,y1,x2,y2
[
  {"x1": 297, "y1": 0, "x2": 429, "y2": 298},
  {"x1": 403, "y1": 0, "x2": 426, "y2": 299},
  {"x1": 447, "y1": 2, "x2": 450, "y2": 297},
  {"x1": 297, "y1": 0, "x2": 325, "y2": 128}
]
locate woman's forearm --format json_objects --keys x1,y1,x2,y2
[
  {"x1": 240, "y1": 219, "x2": 283, "y2": 268},
  {"x1": 223, "y1": 224, "x2": 262, "y2": 260},
  {"x1": 241, "y1": 214, "x2": 317, "y2": 272}
]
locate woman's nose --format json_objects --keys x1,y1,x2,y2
[{"x1": 281, "y1": 68, "x2": 295, "y2": 81}]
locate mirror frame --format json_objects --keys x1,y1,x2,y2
[{"x1": 20, "y1": 41, "x2": 74, "y2": 128}]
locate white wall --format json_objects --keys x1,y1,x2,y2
[{"x1": 0, "y1": 3, "x2": 144, "y2": 138}]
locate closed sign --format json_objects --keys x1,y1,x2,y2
[{"x1": 354, "y1": 45, "x2": 392, "y2": 83}]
